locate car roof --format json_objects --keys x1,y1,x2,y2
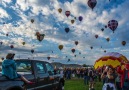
[{"x1": 15, "y1": 59, "x2": 49, "y2": 63}]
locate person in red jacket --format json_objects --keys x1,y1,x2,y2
[{"x1": 117, "y1": 62, "x2": 129, "y2": 90}]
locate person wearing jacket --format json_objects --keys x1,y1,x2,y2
[
  {"x1": 2, "y1": 53, "x2": 34, "y2": 84},
  {"x1": 117, "y1": 62, "x2": 129, "y2": 90}
]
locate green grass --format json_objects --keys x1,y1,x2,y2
[{"x1": 64, "y1": 78, "x2": 103, "y2": 90}]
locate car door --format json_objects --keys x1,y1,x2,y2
[
  {"x1": 45, "y1": 62, "x2": 59, "y2": 88},
  {"x1": 34, "y1": 61, "x2": 51, "y2": 90}
]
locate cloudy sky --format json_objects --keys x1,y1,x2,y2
[{"x1": 0, "y1": 0, "x2": 129, "y2": 65}]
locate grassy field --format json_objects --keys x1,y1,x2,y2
[{"x1": 64, "y1": 78, "x2": 103, "y2": 90}]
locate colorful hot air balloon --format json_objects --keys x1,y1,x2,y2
[
  {"x1": 65, "y1": 11, "x2": 70, "y2": 17},
  {"x1": 87, "y1": 0, "x2": 97, "y2": 10},
  {"x1": 122, "y1": 41, "x2": 126, "y2": 46},
  {"x1": 108, "y1": 20, "x2": 118, "y2": 33},
  {"x1": 31, "y1": 49, "x2": 34, "y2": 53},
  {"x1": 94, "y1": 52, "x2": 128, "y2": 69},
  {"x1": 71, "y1": 48, "x2": 75, "y2": 53},
  {"x1": 31, "y1": 19, "x2": 34, "y2": 23},
  {"x1": 36, "y1": 32, "x2": 40, "y2": 36},
  {"x1": 58, "y1": 8, "x2": 62, "y2": 13},
  {"x1": 47, "y1": 57, "x2": 50, "y2": 60},
  {"x1": 95, "y1": 35, "x2": 98, "y2": 39},
  {"x1": 58, "y1": 45, "x2": 63, "y2": 50},
  {"x1": 78, "y1": 16, "x2": 83, "y2": 21},
  {"x1": 106, "y1": 38, "x2": 110, "y2": 42},
  {"x1": 75, "y1": 41, "x2": 78, "y2": 45},
  {"x1": 10, "y1": 45, "x2": 14, "y2": 49},
  {"x1": 71, "y1": 20, "x2": 75, "y2": 24},
  {"x1": 65, "y1": 28, "x2": 70, "y2": 33},
  {"x1": 101, "y1": 28, "x2": 104, "y2": 32},
  {"x1": 22, "y1": 42, "x2": 25, "y2": 45},
  {"x1": 37, "y1": 34, "x2": 45, "y2": 42}
]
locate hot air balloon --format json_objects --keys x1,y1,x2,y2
[
  {"x1": 37, "y1": 34, "x2": 45, "y2": 42},
  {"x1": 22, "y1": 42, "x2": 25, "y2": 45},
  {"x1": 58, "y1": 8, "x2": 62, "y2": 13},
  {"x1": 105, "y1": 25, "x2": 107, "y2": 28},
  {"x1": 65, "y1": 28, "x2": 70, "y2": 33},
  {"x1": 58, "y1": 45, "x2": 63, "y2": 50},
  {"x1": 75, "y1": 41, "x2": 78, "y2": 45},
  {"x1": 87, "y1": 0, "x2": 97, "y2": 10},
  {"x1": 6, "y1": 34, "x2": 8, "y2": 36},
  {"x1": 1, "y1": 57, "x2": 4, "y2": 60},
  {"x1": 47, "y1": 57, "x2": 50, "y2": 60},
  {"x1": 95, "y1": 35, "x2": 98, "y2": 39},
  {"x1": 0, "y1": 42, "x2": 3, "y2": 45},
  {"x1": 108, "y1": 20, "x2": 118, "y2": 33},
  {"x1": 104, "y1": 50, "x2": 106, "y2": 53},
  {"x1": 106, "y1": 38, "x2": 110, "y2": 42},
  {"x1": 101, "y1": 28, "x2": 104, "y2": 32},
  {"x1": 71, "y1": 20, "x2": 75, "y2": 24},
  {"x1": 74, "y1": 55, "x2": 76, "y2": 57},
  {"x1": 74, "y1": 17, "x2": 76, "y2": 19},
  {"x1": 94, "y1": 52, "x2": 128, "y2": 69},
  {"x1": 71, "y1": 48, "x2": 75, "y2": 53},
  {"x1": 68, "y1": 59, "x2": 70, "y2": 62},
  {"x1": 122, "y1": 41, "x2": 126, "y2": 46},
  {"x1": 83, "y1": 57, "x2": 85, "y2": 58},
  {"x1": 31, "y1": 19, "x2": 34, "y2": 23},
  {"x1": 10, "y1": 45, "x2": 14, "y2": 49},
  {"x1": 90, "y1": 46, "x2": 93, "y2": 49},
  {"x1": 78, "y1": 16, "x2": 83, "y2": 21},
  {"x1": 36, "y1": 32, "x2": 40, "y2": 36},
  {"x1": 31, "y1": 49, "x2": 34, "y2": 54},
  {"x1": 65, "y1": 11, "x2": 70, "y2": 17},
  {"x1": 79, "y1": 52, "x2": 81, "y2": 54}
]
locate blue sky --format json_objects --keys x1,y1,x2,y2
[{"x1": 0, "y1": 0, "x2": 129, "y2": 65}]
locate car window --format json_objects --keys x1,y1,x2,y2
[
  {"x1": 45, "y1": 63, "x2": 54, "y2": 72},
  {"x1": 16, "y1": 61, "x2": 32, "y2": 73},
  {"x1": 36, "y1": 62, "x2": 46, "y2": 74}
]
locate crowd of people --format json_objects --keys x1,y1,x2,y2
[
  {"x1": 56, "y1": 62, "x2": 129, "y2": 90},
  {"x1": 1, "y1": 53, "x2": 129, "y2": 90}
]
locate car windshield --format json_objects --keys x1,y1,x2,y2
[{"x1": 15, "y1": 60, "x2": 32, "y2": 73}]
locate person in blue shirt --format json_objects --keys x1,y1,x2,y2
[{"x1": 2, "y1": 53, "x2": 34, "y2": 84}]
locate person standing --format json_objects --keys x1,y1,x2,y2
[
  {"x1": 117, "y1": 62, "x2": 129, "y2": 90},
  {"x1": 84, "y1": 68, "x2": 89, "y2": 85}
]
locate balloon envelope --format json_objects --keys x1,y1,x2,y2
[
  {"x1": 65, "y1": 11, "x2": 70, "y2": 17},
  {"x1": 58, "y1": 45, "x2": 63, "y2": 50},
  {"x1": 87, "y1": 0, "x2": 97, "y2": 10},
  {"x1": 108, "y1": 20, "x2": 118, "y2": 33},
  {"x1": 94, "y1": 52, "x2": 128, "y2": 69}
]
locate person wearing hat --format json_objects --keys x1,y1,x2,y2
[{"x1": 2, "y1": 53, "x2": 34, "y2": 84}]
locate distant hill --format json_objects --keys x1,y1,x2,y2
[{"x1": 51, "y1": 62, "x2": 82, "y2": 68}]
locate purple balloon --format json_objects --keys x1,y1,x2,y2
[{"x1": 78, "y1": 16, "x2": 83, "y2": 21}]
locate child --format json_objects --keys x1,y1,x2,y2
[{"x1": 2, "y1": 53, "x2": 34, "y2": 84}]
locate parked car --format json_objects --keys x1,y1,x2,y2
[{"x1": 0, "y1": 59, "x2": 65, "y2": 90}]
